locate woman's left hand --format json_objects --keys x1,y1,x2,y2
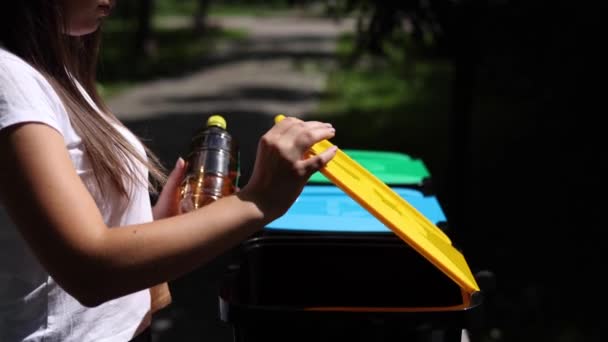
[{"x1": 152, "y1": 158, "x2": 186, "y2": 220}]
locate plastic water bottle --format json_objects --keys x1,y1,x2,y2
[{"x1": 179, "y1": 115, "x2": 239, "y2": 213}]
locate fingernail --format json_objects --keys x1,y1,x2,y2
[{"x1": 176, "y1": 157, "x2": 185, "y2": 168}]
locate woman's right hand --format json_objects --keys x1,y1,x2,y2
[{"x1": 239, "y1": 116, "x2": 337, "y2": 221}]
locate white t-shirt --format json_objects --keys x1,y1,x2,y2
[{"x1": 0, "y1": 48, "x2": 152, "y2": 341}]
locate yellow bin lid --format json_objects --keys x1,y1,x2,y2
[{"x1": 275, "y1": 115, "x2": 480, "y2": 294}]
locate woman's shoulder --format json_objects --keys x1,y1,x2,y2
[
  {"x1": 0, "y1": 47, "x2": 69, "y2": 135},
  {"x1": 0, "y1": 48, "x2": 39, "y2": 77},
  {"x1": 0, "y1": 47, "x2": 54, "y2": 92}
]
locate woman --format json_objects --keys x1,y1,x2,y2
[{"x1": 0, "y1": 1, "x2": 337, "y2": 341}]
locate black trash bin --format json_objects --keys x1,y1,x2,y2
[
  {"x1": 220, "y1": 234, "x2": 481, "y2": 342},
  {"x1": 220, "y1": 143, "x2": 481, "y2": 341},
  {"x1": 219, "y1": 186, "x2": 481, "y2": 342}
]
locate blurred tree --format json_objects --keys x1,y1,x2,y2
[
  {"x1": 340, "y1": 0, "x2": 448, "y2": 63},
  {"x1": 338, "y1": 0, "x2": 482, "y2": 232},
  {"x1": 333, "y1": 1, "x2": 604, "y2": 341}
]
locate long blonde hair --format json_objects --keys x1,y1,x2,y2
[{"x1": 1, "y1": 1, "x2": 166, "y2": 198}]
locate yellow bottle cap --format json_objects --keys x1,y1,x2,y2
[
  {"x1": 274, "y1": 114, "x2": 287, "y2": 124},
  {"x1": 207, "y1": 115, "x2": 227, "y2": 130}
]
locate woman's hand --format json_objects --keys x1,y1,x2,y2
[
  {"x1": 152, "y1": 158, "x2": 186, "y2": 220},
  {"x1": 239, "y1": 116, "x2": 337, "y2": 221}
]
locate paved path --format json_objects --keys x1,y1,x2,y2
[
  {"x1": 109, "y1": 15, "x2": 354, "y2": 121},
  {"x1": 106, "y1": 14, "x2": 354, "y2": 342}
]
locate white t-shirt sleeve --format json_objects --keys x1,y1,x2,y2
[{"x1": 0, "y1": 54, "x2": 65, "y2": 135}]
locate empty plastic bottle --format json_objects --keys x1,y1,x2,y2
[{"x1": 179, "y1": 115, "x2": 239, "y2": 213}]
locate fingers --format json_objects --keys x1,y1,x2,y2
[
  {"x1": 152, "y1": 158, "x2": 186, "y2": 220},
  {"x1": 164, "y1": 158, "x2": 186, "y2": 192},
  {"x1": 269, "y1": 116, "x2": 332, "y2": 143},
  {"x1": 256, "y1": 116, "x2": 337, "y2": 178},
  {"x1": 299, "y1": 145, "x2": 338, "y2": 176},
  {"x1": 279, "y1": 119, "x2": 337, "y2": 176},
  {"x1": 260, "y1": 117, "x2": 335, "y2": 159},
  {"x1": 287, "y1": 121, "x2": 335, "y2": 151},
  {"x1": 265, "y1": 116, "x2": 303, "y2": 140},
  {"x1": 278, "y1": 120, "x2": 335, "y2": 156}
]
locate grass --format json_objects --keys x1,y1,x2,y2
[
  {"x1": 209, "y1": 2, "x2": 295, "y2": 17},
  {"x1": 308, "y1": 34, "x2": 454, "y2": 182},
  {"x1": 154, "y1": 0, "x2": 295, "y2": 17},
  {"x1": 97, "y1": 19, "x2": 248, "y2": 99},
  {"x1": 154, "y1": 0, "x2": 197, "y2": 16}
]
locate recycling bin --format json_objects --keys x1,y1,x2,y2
[
  {"x1": 308, "y1": 149, "x2": 433, "y2": 194},
  {"x1": 219, "y1": 185, "x2": 481, "y2": 342},
  {"x1": 264, "y1": 185, "x2": 448, "y2": 235},
  {"x1": 219, "y1": 235, "x2": 481, "y2": 342}
]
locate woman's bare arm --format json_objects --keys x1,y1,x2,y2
[{"x1": 0, "y1": 118, "x2": 336, "y2": 307}]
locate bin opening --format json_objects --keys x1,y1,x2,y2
[
  {"x1": 272, "y1": 113, "x2": 480, "y2": 294},
  {"x1": 226, "y1": 235, "x2": 474, "y2": 309}
]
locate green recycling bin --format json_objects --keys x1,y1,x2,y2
[{"x1": 308, "y1": 149, "x2": 433, "y2": 193}]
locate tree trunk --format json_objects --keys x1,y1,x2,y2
[
  {"x1": 194, "y1": 0, "x2": 212, "y2": 34},
  {"x1": 136, "y1": 0, "x2": 156, "y2": 58}
]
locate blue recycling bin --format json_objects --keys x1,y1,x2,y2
[{"x1": 265, "y1": 185, "x2": 447, "y2": 234}]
